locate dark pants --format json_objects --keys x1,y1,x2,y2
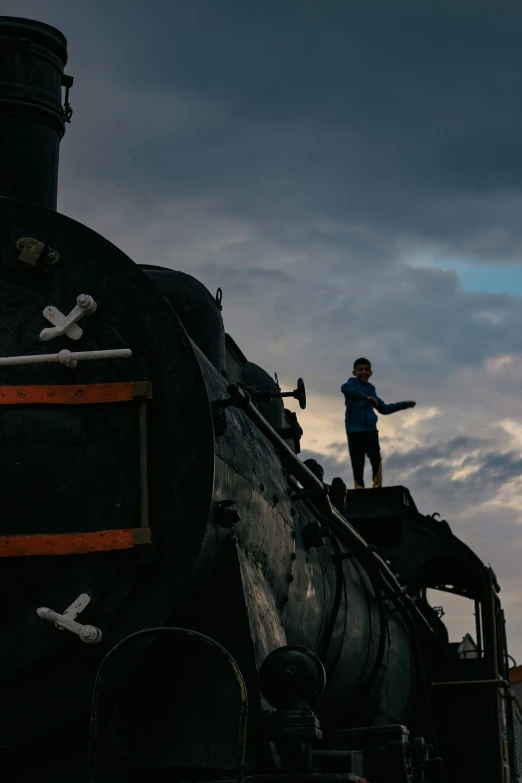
[{"x1": 347, "y1": 431, "x2": 382, "y2": 489}]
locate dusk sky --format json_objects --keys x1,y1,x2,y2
[{"x1": 7, "y1": 0, "x2": 522, "y2": 659}]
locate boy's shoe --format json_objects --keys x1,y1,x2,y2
[{"x1": 372, "y1": 460, "x2": 383, "y2": 488}]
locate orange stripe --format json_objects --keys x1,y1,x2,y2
[
  {"x1": 0, "y1": 381, "x2": 152, "y2": 405},
  {"x1": 0, "y1": 528, "x2": 152, "y2": 557}
]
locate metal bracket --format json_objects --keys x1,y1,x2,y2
[
  {"x1": 62, "y1": 73, "x2": 74, "y2": 123},
  {"x1": 16, "y1": 237, "x2": 60, "y2": 267},
  {"x1": 40, "y1": 294, "x2": 97, "y2": 342}
]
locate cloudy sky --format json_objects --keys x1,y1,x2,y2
[{"x1": 6, "y1": 0, "x2": 522, "y2": 658}]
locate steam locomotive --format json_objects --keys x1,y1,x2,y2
[{"x1": 0, "y1": 16, "x2": 521, "y2": 783}]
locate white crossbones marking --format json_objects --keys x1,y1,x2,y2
[
  {"x1": 40, "y1": 294, "x2": 97, "y2": 342},
  {"x1": 42, "y1": 305, "x2": 83, "y2": 340}
]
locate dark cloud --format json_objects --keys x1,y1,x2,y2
[
  {"x1": 303, "y1": 438, "x2": 522, "y2": 504},
  {"x1": 384, "y1": 436, "x2": 492, "y2": 471},
  {"x1": 385, "y1": 439, "x2": 522, "y2": 507},
  {"x1": 7, "y1": 0, "x2": 522, "y2": 261},
  {"x1": 22, "y1": 0, "x2": 522, "y2": 393},
  {"x1": 303, "y1": 434, "x2": 522, "y2": 536},
  {"x1": 54, "y1": 0, "x2": 522, "y2": 262}
]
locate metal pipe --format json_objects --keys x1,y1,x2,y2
[
  {"x1": 475, "y1": 599, "x2": 483, "y2": 658},
  {"x1": 139, "y1": 398, "x2": 150, "y2": 528},
  {"x1": 432, "y1": 678, "x2": 512, "y2": 688},
  {"x1": 0, "y1": 348, "x2": 131, "y2": 367}
]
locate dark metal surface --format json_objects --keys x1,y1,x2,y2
[
  {"x1": 0, "y1": 197, "x2": 215, "y2": 745},
  {"x1": 87, "y1": 627, "x2": 248, "y2": 783},
  {"x1": 241, "y1": 361, "x2": 285, "y2": 431},
  {"x1": 0, "y1": 17, "x2": 71, "y2": 209},
  {"x1": 140, "y1": 265, "x2": 227, "y2": 374}
]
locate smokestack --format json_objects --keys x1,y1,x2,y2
[{"x1": 0, "y1": 17, "x2": 72, "y2": 210}]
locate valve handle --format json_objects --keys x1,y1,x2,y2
[
  {"x1": 253, "y1": 378, "x2": 307, "y2": 410},
  {"x1": 37, "y1": 601, "x2": 102, "y2": 644},
  {"x1": 40, "y1": 294, "x2": 97, "y2": 342}
]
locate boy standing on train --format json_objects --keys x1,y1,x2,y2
[{"x1": 341, "y1": 358, "x2": 416, "y2": 489}]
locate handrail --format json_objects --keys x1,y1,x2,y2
[{"x1": 222, "y1": 383, "x2": 435, "y2": 637}]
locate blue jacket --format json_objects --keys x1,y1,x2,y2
[{"x1": 341, "y1": 377, "x2": 409, "y2": 433}]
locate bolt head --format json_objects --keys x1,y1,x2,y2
[
  {"x1": 46, "y1": 250, "x2": 59, "y2": 264},
  {"x1": 79, "y1": 625, "x2": 102, "y2": 643},
  {"x1": 57, "y1": 350, "x2": 72, "y2": 365}
]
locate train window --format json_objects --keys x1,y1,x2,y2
[{"x1": 427, "y1": 588, "x2": 481, "y2": 654}]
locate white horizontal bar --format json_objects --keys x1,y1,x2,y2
[{"x1": 0, "y1": 348, "x2": 132, "y2": 367}]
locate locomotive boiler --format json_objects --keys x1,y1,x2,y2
[{"x1": 0, "y1": 16, "x2": 521, "y2": 783}]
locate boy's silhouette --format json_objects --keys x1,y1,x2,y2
[{"x1": 341, "y1": 358, "x2": 416, "y2": 489}]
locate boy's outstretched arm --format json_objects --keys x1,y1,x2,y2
[
  {"x1": 341, "y1": 378, "x2": 369, "y2": 400},
  {"x1": 375, "y1": 396, "x2": 416, "y2": 415}
]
